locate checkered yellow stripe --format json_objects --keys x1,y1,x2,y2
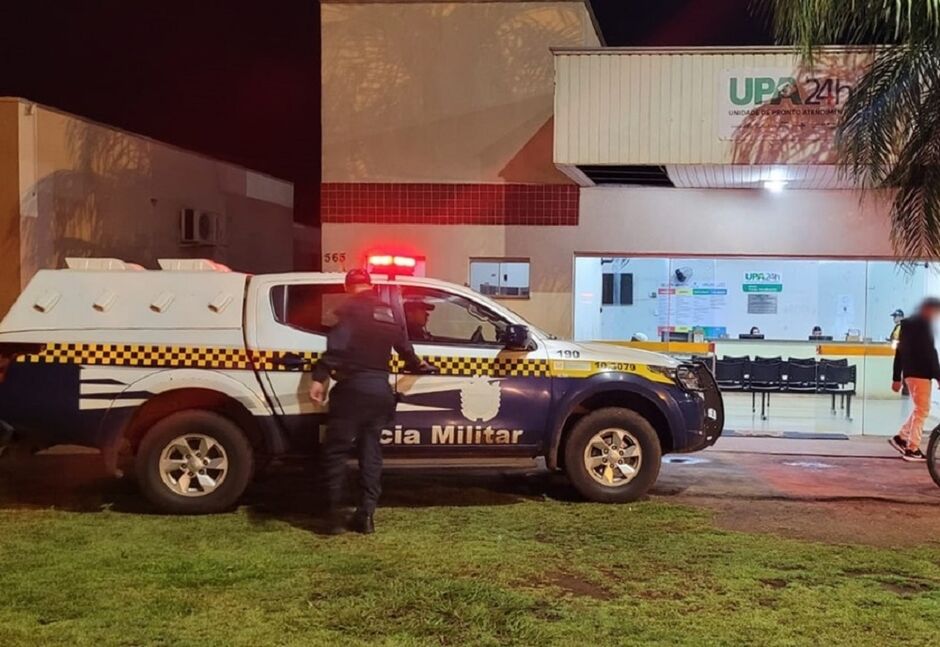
[
  {"x1": 17, "y1": 343, "x2": 257, "y2": 370},
  {"x1": 15, "y1": 343, "x2": 550, "y2": 377},
  {"x1": 393, "y1": 355, "x2": 550, "y2": 378}
]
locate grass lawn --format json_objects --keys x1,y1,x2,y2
[{"x1": 2, "y1": 495, "x2": 940, "y2": 646}]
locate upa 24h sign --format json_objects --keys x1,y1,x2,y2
[{"x1": 718, "y1": 67, "x2": 860, "y2": 141}]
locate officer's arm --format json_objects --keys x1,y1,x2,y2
[
  {"x1": 311, "y1": 316, "x2": 353, "y2": 382},
  {"x1": 393, "y1": 333, "x2": 424, "y2": 372},
  {"x1": 393, "y1": 329, "x2": 439, "y2": 374}
]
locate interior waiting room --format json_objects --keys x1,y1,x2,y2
[{"x1": 573, "y1": 256, "x2": 940, "y2": 437}]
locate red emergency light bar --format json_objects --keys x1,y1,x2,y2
[{"x1": 367, "y1": 254, "x2": 417, "y2": 276}]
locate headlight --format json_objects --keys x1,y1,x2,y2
[
  {"x1": 676, "y1": 365, "x2": 704, "y2": 391},
  {"x1": 649, "y1": 364, "x2": 704, "y2": 391}
]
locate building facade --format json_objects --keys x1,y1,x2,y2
[
  {"x1": 320, "y1": 5, "x2": 899, "y2": 339},
  {"x1": 0, "y1": 97, "x2": 303, "y2": 317},
  {"x1": 320, "y1": 0, "x2": 601, "y2": 331},
  {"x1": 320, "y1": 5, "x2": 936, "y2": 436}
]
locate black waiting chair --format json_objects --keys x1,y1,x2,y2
[
  {"x1": 820, "y1": 364, "x2": 857, "y2": 420},
  {"x1": 782, "y1": 361, "x2": 818, "y2": 393},
  {"x1": 715, "y1": 360, "x2": 747, "y2": 391},
  {"x1": 754, "y1": 355, "x2": 782, "y2": 364},
  {"x1": 722, "y1": 356, "x2": 752, "y2": 383},
  {"x1": 749, "y1": 361, "x2": 782, "y2": 420},
  {"x1": 788, "y1": 357, "x2": 817, "y2": 367}
]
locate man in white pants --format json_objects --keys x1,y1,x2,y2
[{"x1": 890, "y1": 298, "x2": 940, "y2": 462}]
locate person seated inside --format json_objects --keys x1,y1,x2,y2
[
  {"x1": 811, "y1": 325, "x2": 823, "y2": 338},
  {"x1": 404, "y1": 300, "x2": 435, "y2": 341},
  {"x1": 749, "y1": 326, "x2": 761, "y2": 336}
]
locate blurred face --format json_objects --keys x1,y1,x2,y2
[
  {"x1": 893, "y1": 314, "x2": 903, "y2": 324},
  {"x1": 923, "y1": 306, "x2": 940, "y2": 322},
  {"x1": 405, "y1": 306, "x2": 429, "y2": 328}
]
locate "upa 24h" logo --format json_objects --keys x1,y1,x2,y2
[{"x1": 729, "y1": 76, "x2": 853, "y2": 107}]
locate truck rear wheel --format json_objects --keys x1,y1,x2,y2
[
  {"x1": 563, "y1": 407, "x2": 661, "y2": 503},
  {"x1": 135, "y1": 410, "x2": 254, "y2": 514}
]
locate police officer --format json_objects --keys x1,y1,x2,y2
[
  {"x1": 890, "y1": 309, "x2": 904, "y2": 344},
  {"x1": 309, "y1": 268, "x2": 435, "y2": 534}
]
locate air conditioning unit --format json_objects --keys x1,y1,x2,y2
[{"x1": 180, "y1": 209, "x2": 227, "y2": 246}]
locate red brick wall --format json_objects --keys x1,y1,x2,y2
[{"x1": 321, "y1": 183, "x2": 579, "y2": 225}]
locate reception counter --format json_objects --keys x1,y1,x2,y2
[{"x1": 605, "y1": 339, "x2": 897, "y2": 398}]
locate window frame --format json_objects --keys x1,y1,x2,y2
[
  {"x1": 468, "y1": 257, "x2": 531, "y2": 301},
  {"x1": 602, "y1": 271, "x2": 634, "y2": 306},
  {"x1": 268, "y1": 281, "x2": 350, "y2": 337},
  {"x1": 396, "y1": 284, "x2": 514, "y2": 349}
]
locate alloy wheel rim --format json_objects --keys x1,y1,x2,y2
[
  {"x1": 583, "y1": 427, "x2": 642, "y2": 487},
  {"x1": 158, "y1": 434, "x2": 228, "y2": 497}
]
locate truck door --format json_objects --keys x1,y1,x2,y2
[
  {"x1": 244, "y1": 276, "x2": 364, "y2": 453},
  {"x1": 387, "y1": 284, "x2": 551, "y2": 457}
]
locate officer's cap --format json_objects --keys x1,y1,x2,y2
[
  {"x1": 345, "y1": 268, "x2": 372, "y2": 288},
  {"x1": 891, "y1": 309, "x2": 905, "y2": 318}
]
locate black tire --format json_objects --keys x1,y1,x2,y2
[
  {"x1": 563, "y1": 407, "x2": 662, "y2": 503},
  {"x1": 928, "y1": 425, "x2": 940, "y2": 488},
  {"x1": 135, "y1": 410, "x2": 254, "y2": 514}
]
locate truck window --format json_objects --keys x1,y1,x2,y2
[
  {"x1": 400, "y1": 286, "x2": 507, "y2": 346},
  {"x1": 270, "y1": 284, "x2": 347, "y2": 334}
]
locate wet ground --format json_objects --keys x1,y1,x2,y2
[{"x1": 2, "y1": 444, "x2": 939, "y2": 547}]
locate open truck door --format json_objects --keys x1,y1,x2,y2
[{"x1": 244, "y1": 275, "x2": 401, "y2": 454}]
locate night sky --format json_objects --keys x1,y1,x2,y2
[
  {"x1": 0, "y1": 1, "x2": 771, "y2": 225},
  {"x1": 593, "y1": 0, "x2": 773, "y2": 46}
]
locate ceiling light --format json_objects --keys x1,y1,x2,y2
[{"x1": 763, "y1": 180, "x2": 787, "y2": 193}]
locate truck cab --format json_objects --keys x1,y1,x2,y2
[{"x1": 0, "y1": 259, "x2": 723, "y2": 513}]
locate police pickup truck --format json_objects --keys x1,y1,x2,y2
[{"x1": 0, "y1": 258, "x2": 723, "y2": 513}]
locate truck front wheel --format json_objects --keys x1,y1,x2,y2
[
  {"x1": 563, "y1": 407, "x2": 662, "y2": 503},
  {"x1": 136, "y1": 410, "x2": 254, "y2": 514}
]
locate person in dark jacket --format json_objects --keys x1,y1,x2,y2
[
  {"x1": 890, "y1": 298, "x2": 940, "y2": 462},
  {"x1": 309, "y1": 269, "x2": 435, "y2": 533}
]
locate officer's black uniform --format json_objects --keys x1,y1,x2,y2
[{"x1": 311, "y1": 275, "x2": 429, "y2": 533}]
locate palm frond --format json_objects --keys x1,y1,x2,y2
[{"x1": 762, "y1": 0, "x2": 940, "y2": 53}]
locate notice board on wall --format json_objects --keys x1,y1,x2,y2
[{"x1": 658, "y1": 282, "x2": 729, "y2": 337}]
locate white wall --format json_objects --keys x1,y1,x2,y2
[
  {"x1": 322, "y1": 1, "x2": 600, "y2": 183},
  {"x1": 596, "y1": 257, "x2": 667, "y2": 341},
  {"x1": 573, "y1": 256, "x2": 601, "y2": 340},
  {"x1": 13, "y1": 100, "x2": 296, "y2": 290},
  {"x1": 865, "y1": 262, "x2": 931, "y2": 341},
  {"x1": 582, "y1": 257, "x2": 907, "y2": 342}
]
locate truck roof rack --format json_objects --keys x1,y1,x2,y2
[
  {"x1": 65, "y1": 258, "x2": 144, "y2": 271},
  {"x1": 157, "y1": 259, "x2": 231, "y2": 272}
]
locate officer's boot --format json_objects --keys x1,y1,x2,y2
[{"x1": 349, "y1": 509, "x2": 375, "y2": 534}]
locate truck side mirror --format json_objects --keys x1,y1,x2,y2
[{"x1": 501, "y1": 324, "x2": 532, "y2": 351}]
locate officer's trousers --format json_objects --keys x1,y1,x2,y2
[{"x1": 320, "y1": 377, "x2": 396, "y2": 515}]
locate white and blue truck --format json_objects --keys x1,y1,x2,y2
[{"x1": 0, "y1": 258, "x2": 723, "y2": 513}]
